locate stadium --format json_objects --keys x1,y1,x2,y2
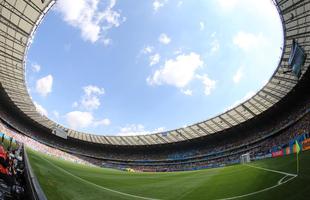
[{"x1": 0, "y1": 0, "x2": 309, "y2": 199}]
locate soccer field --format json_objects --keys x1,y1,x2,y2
[{"x1": 27, "y1": 149, "x2": 310, "y2": 200}]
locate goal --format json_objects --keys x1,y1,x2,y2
[{"x1": 240, "y1": 153, "x2": 251, "y2": 164}]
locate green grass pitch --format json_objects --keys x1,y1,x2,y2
[{"x1": 27, "y1": 149, "x2": 310, "y2": 200}]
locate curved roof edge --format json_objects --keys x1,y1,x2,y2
[{"x1": 0, "y1": 0, "x2": 309, "y2": 145}]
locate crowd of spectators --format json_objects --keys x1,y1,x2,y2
[
  {"x1": 99, "y1": 105, "x2": 310, "y2": 171},
  {"x1": 0, "y1": 89, "x2": 309, "y2": 172},
  {"x1": 0, "y1": 122, "x2": 92, "y2": 166}
]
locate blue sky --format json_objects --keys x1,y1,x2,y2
[{"x1": 26, "y1": 0, "x2": 283, "y2": 136}]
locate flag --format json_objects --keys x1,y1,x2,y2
[{"x1": 295, "y1": 140, "x2": 301, "y2": 154}]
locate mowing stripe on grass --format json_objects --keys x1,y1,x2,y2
[
  {"x1": 35, "y1": 155, "x2": 299, "y2": 200},
  {"x1": 40, "y1": 157, "x2": 160, "y2": 200},
  {"x1": 216, "y1": 175, "x2": 296, "y2": 200},
  {"x1": 215, "y1": 165, "x2": 297, "y2": 200}
]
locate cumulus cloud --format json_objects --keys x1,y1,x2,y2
[
  {"x1": 66, "y1": 111, "x2": 94, "y2": 129},
  {"x1": 153, "y1": 0, "x2": 167, "y2": 12},
  {"x1": 158, "y1": 33, "x2": 171, "y2": 45},
  {"x1": 81, "y1": 96, "x2": 101, "y2": 110},
  {"x1": 233, "y1": 67, "x2": 243, "y2": 83},
  {"x1": 93, "y1": 118, "x2": 111, "y2": 126},
  {"x1": 65, "y1": 111, "x2": 110, "y2": 129},
  {"x1": 181, "y1": 89, "x2": 193, "y2": 96},
  {"x1": 196, "y1": 74, "x2": 216, "y2": 96},
  {"x1": 55, "y1": 0, "x2": 125, "y2": 43},
  {"x1": 31, "y1": 63, "x2": 41, "y2": 72},
  {"x1": 83, "y1": 85, "x2": 105, "y2": 96},
  {"x1": 116, "y1": 124, "x2": 165, "y2": 136},
  {"x1": 67, "y1": 85, "x2": 109, "y2": 129},
  {"x1": 233, "y1": 31, "x2": 267, "y2": 51},
  {"x1": 149, "y1": 53, "x2": 161, "y2": 66},
  {"x1": 76, "y1": 85, "x2": 105, "y2": 110},
  {"x1": 141, "y1": 46, "x2": 154, "y2": 54},
  {"x1": 36, "y1": 75, "x2": 53, "y2": 97},
  {"x1": 147, "y1": 52, "x2": 203, "y2": 88},
  {"x1": 34, "y1": 101, "x2": 48, "y2": 116}
]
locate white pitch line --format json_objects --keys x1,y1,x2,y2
[
  {"x1": 39, "y1": 156, "x2": 298, "y2": 200},
  {"x1": 41, "y1": 157, "x2": 160, "y2": 200},
  {"x1": 215, "y1": 165, "x2": 298, "y2": 200},
  {"x1": 245, "y1": 164, "x2": 297, "y2": 177},
  {"x1": 278, "y1": 175, "x2": 288, "y2": 185}
]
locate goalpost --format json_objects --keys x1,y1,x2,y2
[{"x1": 240, "y1": 153, "x2": 251, "y2": 164}]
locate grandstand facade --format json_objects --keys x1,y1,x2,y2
[{"x1": 0, "y1": 0, "x2": 309, "y2": 172}]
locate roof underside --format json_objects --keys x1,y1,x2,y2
[{"x1": 0, "y1": 0, "x2": 309, "y2": 145}]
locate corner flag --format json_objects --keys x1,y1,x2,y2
[
  {"x1": 295, "y1": 140, "x2": 301, "y2": 154},
  {"x1": 295, "y1": 140, "x2": 301, "y2": 174}
]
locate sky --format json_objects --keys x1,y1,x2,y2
[{"x1": 25, "y1": 0, "x2": 283, "y2": 136}]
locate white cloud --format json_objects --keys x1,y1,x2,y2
[
  {"x1": 233, "y1": 31, "x2": 267, "y2": 51},
  {"x1": 81, "y1": 96, "x2": 101, "y2": 110},
  {"x1": 199, "y1": 21, "x2": 205, "y2": 31},
  {"x1": 102, "y1": 38, "x2": 112, "y2": 46},
  {"x1": 142, "y1": 46, "x2": 154, "y2": 54},
  {"x1": 196, "y1": 74, "x2": 216, "y2": 95},
  {"x1": 93, "y1": 118, "x2": 111, "y2": 126},
  {"x1": 31, "y1": 63, "x2": 41, "y2": 72},
  {"x1": 149, "y1": 53, "x2": 161, "y2": 66},
  {"x1": 72, "y1": 85, "x2": 105, "y2": 110},
  {"x1": 233, "y1": 67, "x2": 243, "y2": 83},
  {"x1": 153, "y1": 0, "x2": 167, "y2": 12},
  {"x1": 66, "y1": 111, "x2": 94, "y2": 129},
  {"x1": 116, "y1": 124, "x2": 165, "y2": 136},
  {"x1": 158, "y1": 33, "x2": 171, "y2": 45},
  {"x1": 173, "y1": 48, "x2": 183, "y2": 55},
  {"x1": 55, "y1": 0, "x2": 125, "y2": 43},
  {"x1": 81, "y1": 85, "x2": 105, "y2": 110},
  {"x1": 65, "y1": 111, "x2": 111, "y2": 129},
  {"x1": 120, "y1": 124, "x2": 145, "y2": 134},
  {"x1": 83, "y1": 85, "x2": 105, "y2": 96},
  {"x1": 34, "y1": 101, "x2": 48, "y2": 116},
  {"x1": 181, "y1": 89, "x2": 193, "y2": 96},
  {"x1": 154, "y1": 127, "x2": 165, "y2": 132},
  {"x1": 36, "y1": 75, "x2": 53, "y2": 97},
  {"x1": 67, "y1": 87, "x2": 109, "y2": 129},
  {"x1": 147, "y1": 52, "x2": 203, "y2": 88}
]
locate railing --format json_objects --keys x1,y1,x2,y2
[{"x1": 23, "y1": 147, "x2": 47, "y2": 200}]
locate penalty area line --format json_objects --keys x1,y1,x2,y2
[{"x1": 41, "y1": 157, "x2": 160, "y2": 200}]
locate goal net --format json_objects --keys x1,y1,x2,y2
[{"x1": 240, "y1": 153, "x2": 251, "y2": 164}]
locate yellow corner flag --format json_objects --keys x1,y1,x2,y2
[
  {"x1": 295, "y1": 140, "x2": 301, "y2": 154},
  {"x1": 295, "y1": 140, "x2": 301, "y2": 174}
]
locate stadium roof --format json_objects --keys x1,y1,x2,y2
[{"x1": 0, "y1": 0, "x2": 309, "y2": 146}]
